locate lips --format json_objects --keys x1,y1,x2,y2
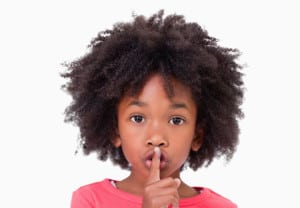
[{"x1": 144, "y1": 149, "x2": 168, "y2": 169}]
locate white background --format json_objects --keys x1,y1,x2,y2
[{"x1": 1, "y1": 0, "x2": 299, "y2": 207}]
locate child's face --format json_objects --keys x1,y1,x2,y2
[{"x1": 114, "y1": 74, "x2": 202, "y2": 179}]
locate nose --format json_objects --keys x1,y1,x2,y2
[
  {"x1": 145, "y1": 120, "x2": 169, "y2": 147},
  {"x1": 146, "y1": 136, "x2": 168, "y2": 147}
]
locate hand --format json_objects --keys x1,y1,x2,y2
[{"x1": 142, "y1": 147, "x2": 181, "y2": 208}]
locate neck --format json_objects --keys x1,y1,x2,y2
[
  {"x1": 115, "y1": 172, "x2": 199, "y2": 198},
  {"x1": 115, "y1": 173, "x2": 147, "y2": 196}
]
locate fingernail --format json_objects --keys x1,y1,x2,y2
[{"x1": 154, "y1": 147, "x2": 161, "y2": 158}]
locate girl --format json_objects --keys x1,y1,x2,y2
[{"x1": 62, "y1": 10, "x2": 244, "y2": 208}]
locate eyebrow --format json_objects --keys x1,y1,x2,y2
[
  {"x1": 128, "y1": 100, "x2": 188, "y2": 109},
  {"x1": 171, "y1": 103, "x2": 188, "y2": 109},
  {"x1": 127, "y1": 100, "x2": 147, "y2": 107}
]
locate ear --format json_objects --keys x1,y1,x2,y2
[
  {"x1": 112, "y1": 129, "x2": 122, "y2": 147},
  {"x1": 191, "y1": 128, "x2": 204, "y2": 151},
  {"x1": 113, "y1": 137, "x2": 122, "y2": 148}
]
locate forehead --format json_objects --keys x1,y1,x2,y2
[{"x1": 120, "y1": 73, "x2": 196, "y2": 105}]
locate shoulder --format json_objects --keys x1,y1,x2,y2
[
  {"x1": 180, "y1": 187, "x2": 237, "y2": 207},
  {"x1": 198, "y1": 187, "x2": 237, "y2": 208},
  {"x1": 71, "y1": 178, "x2": 143, "y2": 208},
  {"x1": 73, "y1": 178, "x2": 112, "y2": 196},
  {"x1": 71, "y1": 179, "x2": 112, "y2": 208}
]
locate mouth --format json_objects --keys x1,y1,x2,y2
[{"x1": 145, "y1": 150, "x2": 168, "y2": 169}]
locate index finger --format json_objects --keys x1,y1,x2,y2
[{"x1": 146, "y1": 147, "x2": 161, "y2": 184}]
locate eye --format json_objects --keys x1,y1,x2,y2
[
  {"x1": 169, "y1": 117, "x2": 185, "y2": 125},
  {"x1": 130, "y1": 115, "x2": 145, "y2": 123}
]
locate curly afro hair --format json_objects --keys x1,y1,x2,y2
[{"x1": 61, "y1": 10, "x2": 244, "y2": 170}]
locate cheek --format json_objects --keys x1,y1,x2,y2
[
  {"x1": 119, "y1": 138, "x2": 144, "y2": 167},
  {"x1": 118, "y1": 123, "x2": 145, "y2": 151},
  {"x1": 171, "y1": 131, "x2": 196, "y2": 156},
  {"x1": 119, "y1": 125, "x2": 144, "y2": 143},
  {"x1": 172, "y1": 127, "x2": 195, "y2": 143},
  {"x1": 172, "y1": 136, "x2": 194, "y2": 153}
]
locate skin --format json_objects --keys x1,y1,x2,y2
[{"x1": 113, "y1": 73, "x2": 203, "y2": 208}]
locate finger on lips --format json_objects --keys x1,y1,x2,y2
[
  {"x1": 144, "y1": 147, "x2": 181, "y2": 208},
  {"x1": 148, "y1": 147, "x2": 161, "y2": 184}
]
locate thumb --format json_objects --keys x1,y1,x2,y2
[{"x1": 174, "y1": 178, "x2": 181, "y2": 188}]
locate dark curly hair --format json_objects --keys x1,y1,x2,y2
[{"x1": 61, "y1": 10, "x2": 244, "y2": 170}]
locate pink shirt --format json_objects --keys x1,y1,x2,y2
[{"x1": 71, "y1": 178, "x2": 237, "y2": 208}]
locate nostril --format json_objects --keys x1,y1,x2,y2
[
  {"x1": 159, "y1": 142, "x2": 165, "y2": 147},
  {"x1": 146, "y1": 139, "x2": 167, "y2": 147}
]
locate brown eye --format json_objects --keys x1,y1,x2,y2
[
  {"x1": 130, "y1": 115, "x2": 144, "y2": 123},
  {"x1": 169, "y1": 117, "x2": 185, "y2": 125}
]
